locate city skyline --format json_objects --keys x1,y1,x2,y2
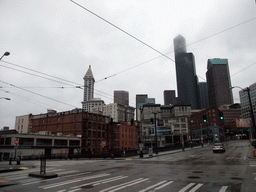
[{"x1": 1, "y1": 1, "x2": 256, "y2": 128}]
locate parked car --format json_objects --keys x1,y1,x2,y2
[{"x1": 213, "y1": 143, "x2": 225, "y2": 153}]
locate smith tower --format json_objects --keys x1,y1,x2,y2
[
  {"x1": 82, "y1": 65, "x2": 95, "y2": 109},
  {"x1": 174, "y1": 35, "x2": 199, "y2": 109}
]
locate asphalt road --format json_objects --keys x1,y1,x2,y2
[{"x1": 0, "y1": 140, "x2": 255, "y2": 192}]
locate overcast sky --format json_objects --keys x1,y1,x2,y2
[{"x1": 1, "y1": 0, "x2": 256, "y2": 129}]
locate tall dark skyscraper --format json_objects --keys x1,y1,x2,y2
[
  {"x1": 206, "y1": 58, "x2": 233, "y2": 107},
  {"x1": 114, "y1": 90, "x2": 129, "y2": 106},
  {"x1": 136, "y1": 94, "x2": 148, "y2": 120},
  {"x1": 164, "y1": 90, "x2": 178, "y2": 105},
  {"x1": 198, "y1": 82, "x2": 209, "y2": 109},
  {"x1": 173, "y1": 35, "x2": 199, "y2": 109}
]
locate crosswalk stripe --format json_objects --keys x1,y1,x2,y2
[
  {"x1": 189, "y1": 183, "x2": 203, "y2": 192},
  {"x1": 70, "y1": 175, "x2": 128, "y2": 189},
  {"x1": 179, "y1": 183, "x2": 195, "y2": 192},
  {"x1": 99, "y1": 178, "x2": 145, "y2": 192},
  {"x1": 139, "y1": 180, "x2": 167, "y2": 192},
  {"x1": 40, "y1": 173, "x2": 110, "y2": 189},
  {"x1": 219, "y1": 186, "x2": 228, "y2": 192},
  {"x1": 155, "y1": 181, "x2": 174, "y2": 190},
  {"x1": 109, "y1": 178, "x2": 150, "y2": 192}
]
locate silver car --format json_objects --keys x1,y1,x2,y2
[{"x1": 213, "y1": 143, "x2": 225, "y2": 153}]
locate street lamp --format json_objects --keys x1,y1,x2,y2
[
  {"x1": 0, "y1": 97, "x2": 11, "y2": 100},
  {"x1": 0, "y1": 52, "x2": 10, "y2": 60},
  {"x1": 230, "y1": 86, "x2": 255, "y2": 138},
  {"x1": 152, "y1": 111, "x2": 161, "y2": 154}
]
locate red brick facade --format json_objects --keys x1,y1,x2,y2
[{"x1": 31, "y1": 109, "x2": 138, "y2": 154}]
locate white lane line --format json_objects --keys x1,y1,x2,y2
[
  {"x1": 139, "y1": 180, "x2": 167, "y2": 192},
  {"x1": 253, "y1": 173, "x2": 256, "y2": 174},
  {"x1": 155, "y1": 181, "x2": 174, "y2": 190},
  {"x1": 219, "y1": 186, "x2": 229, "y2": 192},
  {"x1": 109, "y1": 178, "x2": 150, "y2": 192},
  {"x1": 99, "y1": 178, "x2": 145, "y2": 192},
  {"x1": 189, "y1": 183, "x2": 203, "y2": 192},
  {"x1": 179, "y1": 183, "x2": 195, "y2": 192},
  {"x1": 40, "y1": 173, "x2": 110, "y2": 189},
  {"x1": 250, "y1": 165, "x2": 256, "y2": 167},
  {"x1": 23, "y1": 172, "x2": 91, "y2": 186},
  {"x1": 70, "y1": 176, "x2": 128, "y2": 189}
]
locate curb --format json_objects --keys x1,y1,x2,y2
[{"x1": 0, "y1": 180, "x2": 18, "y2": 188}]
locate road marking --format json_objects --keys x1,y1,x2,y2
[
  {"x1": 22, "y1": 172, "x2": 91, "y2": 186},
  {"x1": 139, "y1": 180, "x2": 167, "y2": 192},
  {"x1": 219, "y1": 186, "x2": 228, "y2": 192},
  {"x1": 70, "y1": 175, "x2": 128, "y2": 189},
  {"x1": 179, "y1": 183, "x2": 195, "y2": 192},
  {"x1": 109, "y1": 178, "x2": 150, "y2": 192},
  {"x1": 189, "y1": 183, "x2": 203, "y2": 192},
  {"x1": 99, "y1": 178, "x2": 146, "y2": 192},
  {"x1": 155, "y1": 181, "x2": 174, "y2": 190},
  {"x1": 39, "y1": 173, "x2": 110, "y2": 189},
  {"x1": 250, "y1": 165, "x2": 256, "y2": 167}
]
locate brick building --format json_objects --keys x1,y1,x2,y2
[
  {"x1": 113, "y1": 122, "x2": 138, "y2": 151},
  {"x1": 31, "y1": 109, "x2": 138, "y2": 154},
  {"x1": 189, "y1": 106, "x2": 225, "y2": 140}
]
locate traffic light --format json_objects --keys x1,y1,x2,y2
[
  {"x1": 203, "y1": 115, "x2": 207, "y2": 123},
  {"x1": 150, "y1": 118, "x2": 154, "y2": 124},
  {"x1": 219, "y1": 112, "x2": 224, "y2": 120}
]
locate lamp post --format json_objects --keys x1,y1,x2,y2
[
  {"x1": 230, "y1": 86, "x2": 255, "y2": 138},
  {"x1": 0, "y1": 52, "x2": 10, "y2": 60},
  {"x1": 152, "y1": 111, "x2": 161, "y2": 154}
]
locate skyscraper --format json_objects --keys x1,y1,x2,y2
[
  {"x1": 198, "y1": 82, "x2": 209, "y2": 109},
  {"x1": 206, "y1": 58, "x2": 233, "y2": 107},
  {"x1": 82, "y1": 65, "x2": 95, "y2": 109},
  {"x1": 173, "y1": 35, "x2": 199, "y2": 109},
  {"x1": 114, "y1": 90, "x2": 129, "y2": 106},
  {"x1": 136, "y1": 94, "x2": 148, "y2": 120},
  {"x1": 164, "y1": 90, "x2": 177, "y2": 105}
]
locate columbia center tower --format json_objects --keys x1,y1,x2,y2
[{"x1": 173, "y1": 35, "x2": 199, "y2": 109}]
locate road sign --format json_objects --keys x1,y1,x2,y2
[
  {"x1": 102, "y1": 141, "x2": 106, "y2": 147},
  {"x1": 15, "y1": 138, "x2": 19, "y2": 146}
]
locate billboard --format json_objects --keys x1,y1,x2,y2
[{"x1": 236, "y1": 118, "x2": 251, "y2": 128}]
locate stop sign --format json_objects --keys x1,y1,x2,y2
[{"x1": 15, "y1": 138, "x2": 19, "y2": 146}]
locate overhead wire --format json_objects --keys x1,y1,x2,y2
[
  {"x1": 0, "y1": 80, "x2": 78, "y2": 108},
  {"x1": 0, "y1": 88, "x2": 63, "y2": 110}
]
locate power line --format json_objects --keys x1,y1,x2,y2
[
  {"x1": 231, "y1": 61, "x2": 256, "y2": 77},
  {"x1": 0, "y1": 60, "x2": 115, "y2": 100},
  {"x1": 0, "y1": 80, "x2": 78, "y2": 108},
  {"x1": 0, "y1": 88, "x2": 63, "y2": 110}
]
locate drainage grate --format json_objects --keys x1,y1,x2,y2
[
  {"x1": 230, "y1": 177, "x2": 243, "y2": 180},
  {"x1": 188, "y1": 176, "x2": 201, "y2": 179}
]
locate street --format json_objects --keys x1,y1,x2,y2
[{"x1": 0, "y1": 140, "x2": 255, "y2": 192}]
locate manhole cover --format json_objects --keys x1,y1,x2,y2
[
  {"x1": 81, "y1": 185, "x2": 94, "y2": 189},
  {"x1": 188, "y1": 176, "x2": 201, "y2": 179},
  {"x1": 230, "y1": 177, "x2": 243, "y2": 180},
  {"x1": 193, "y1": 171, "x2": 203, "y2": 173}
]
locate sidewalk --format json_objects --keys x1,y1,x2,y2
[{"x1": 130, "y1": 145, "x2": 203, "y2": 159}]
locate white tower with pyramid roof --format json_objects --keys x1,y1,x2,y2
[{"x1": 82, "y1": 65, "x2": 105, "y2": 112}]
